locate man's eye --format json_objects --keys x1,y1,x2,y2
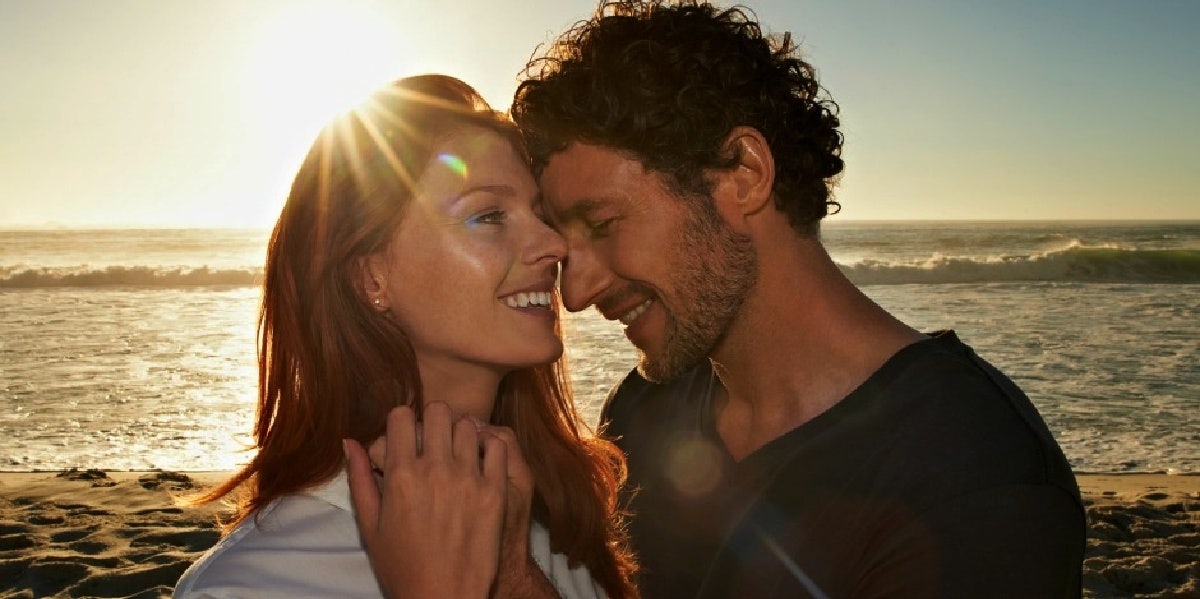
[
  {"x1": 587, "y1": 218, "x2": 616, "y2": 237},
  {"x1": 468, "y1": 210, "x2": 506, "y2": 226}
]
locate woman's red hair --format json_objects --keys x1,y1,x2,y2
[{"x1": 198, "y1": 75, "x2": 636, "y2": 597}]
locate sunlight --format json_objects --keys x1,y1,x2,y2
[
  {"x1": 242, "y1": 1, "x2": 406, "y2": 209},
  {"x1": 246, "y1": 2, "x2": 400, "y2": 129}
]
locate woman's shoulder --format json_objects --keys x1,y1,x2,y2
[
  {"x1": 173, "y1": 477, "x2": 381, "y2": 598},
  {"x1": 529, "y1": 520, "x2": 608, "y2": 599}
]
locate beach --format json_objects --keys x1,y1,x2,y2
[
  {"x1": 0, "y1": 471, "x2": 1195, "y2": 598},
  {"x1": 1, "y1": 224, "x2": 1196, "y2": 596}
]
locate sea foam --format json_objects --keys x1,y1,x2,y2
[{"x1": 841, "y1": 248, "x2": 1200, "y2": 285}]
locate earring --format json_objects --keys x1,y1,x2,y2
[{"x1": 373, "y1": 298, "x2": 381, "y2": 307}]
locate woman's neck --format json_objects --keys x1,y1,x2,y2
[{"x1": 416, "y1": 358, "x2": 505, "y2": 421}]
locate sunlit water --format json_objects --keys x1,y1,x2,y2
[{"x1": 1, "y1": 222, "x2": 1197, "y2": 473}]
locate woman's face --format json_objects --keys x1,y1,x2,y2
[{"x1": 370, "y1": 126, "x2": 565, "y2": 378}]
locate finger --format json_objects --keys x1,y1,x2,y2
[
  {"x1": 452, "y1": 415, "x2": 480, "y2": 469},
  {"x1": 480, "y1": 426, "x2": 533, "y2": 487},
  {"x1": 385, "y1": 406, "x2": 418, "y2": 465},
  {"x1": 480, "y1": 433, "x2": 508, "y2": 487},
  {"x1": 421, "y1": 401, "x2": 454, "y2": 462},
  {"x1": 478, "y1": 424, "x2": 517, "y2": 449},
  {"x1": 343, "y1": 439, "x2": 381, "y2": 542},
  {"x1": 367, "y1": 436, "x2": 387, "y2": 471}
]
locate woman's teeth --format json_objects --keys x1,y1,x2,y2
[
  {"x1": 505, "y1": 291, "x2": 552, "y2": 309},
  {"x1": 620, "y1": 299, "x2": 652, "y2": 325}
]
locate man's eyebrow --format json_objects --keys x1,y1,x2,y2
[{"x1": 555, "y1": 197, "x2": 608, "y2": 220}]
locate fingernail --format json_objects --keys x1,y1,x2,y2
[{"x1": 470, "y1": 417, "x2": 485, "y2": 432}]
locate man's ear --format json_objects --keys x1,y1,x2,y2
[
  {"x1": 355, "y1": 253, "x2": 389, "y2": 312},
  {"x1": 712, "y1": 126, "x2": 775, "y2": 232}
]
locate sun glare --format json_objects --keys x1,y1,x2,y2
[
  {"x1": 243, "y1": 3, "x2": 403, "y2": 165},
  {"x1": 237, "y1": 1, "x2": 407, "y2": 226}
]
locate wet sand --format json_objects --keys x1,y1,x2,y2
[{"x1": 1, "y1": 471, "x2": 1196, "y2": 598}]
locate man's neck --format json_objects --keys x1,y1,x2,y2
[{"x1": 709, "y1": 237, "x2": 924, "y2": 461}]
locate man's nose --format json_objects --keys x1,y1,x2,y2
[{"x1": 558, "y1": 241, "x2": 611, "y2": 313}]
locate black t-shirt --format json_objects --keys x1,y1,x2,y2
[{"x1": 601, "y1": 331, "x2": 1084, "y2": 598}]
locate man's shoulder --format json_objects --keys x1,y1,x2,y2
[
  {"x1": 831, "y1": 331, "x2": 1081, "y2": 502},
  {"x1": 599, "y1": 363, "x2": 711, "y2": 431},
  {"x1": 880, "y1": 331, "x2": 1049, "y2": 426}
]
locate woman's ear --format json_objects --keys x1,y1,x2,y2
[
  {"x1": 711, "y1": 126, "x2": 775, "y2": 232},
  {"x1": 356, "y1": 253, "x2": 389, "y2": 312}
]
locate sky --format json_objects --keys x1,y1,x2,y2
[{"x1": 1, "y1": 0, "x2": 1197, "y2": 228}]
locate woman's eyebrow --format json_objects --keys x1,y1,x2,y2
[{"x1": 443, "y1": 185, "x2": 517, "y2": 209}]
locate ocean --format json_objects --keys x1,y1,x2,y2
[{"x1": 1, "y1": 221, "x2": 1197, "y2": 474}]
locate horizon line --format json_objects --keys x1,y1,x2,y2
[{"x1": 3, "y1": 217, "x2": 1199, "y2": 231}]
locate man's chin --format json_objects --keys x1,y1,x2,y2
[{"x1": 635, "y1": 350, "x2": 697, "y2": 384}]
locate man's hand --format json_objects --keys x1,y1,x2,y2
[{"x1": 345, "y1": 402, "x2": 507, "y2": 599}]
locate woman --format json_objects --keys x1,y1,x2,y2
[{"x1": 174, "y1": 75, "x2": 637, "y2": 598}]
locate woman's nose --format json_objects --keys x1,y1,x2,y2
[{"x1": 525, "y1": 218, "x2": 568, "y2": 266}]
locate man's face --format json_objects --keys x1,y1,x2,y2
[{"x1": 539, "y1": 142, "x2": 756, "y2": 382}]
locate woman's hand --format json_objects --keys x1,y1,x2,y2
[
  {"x1": 479, "y1": 424, "x2": 558, "y2": 598},
  {"x1": 345, "y1": 402, "x2": 508, "y2": 599}
]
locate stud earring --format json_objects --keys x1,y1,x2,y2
[{"x1": 373, "y1": 298, "x2": 381, "y2": 307}]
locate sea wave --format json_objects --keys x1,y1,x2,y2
[
  {"x1": 3, "y1": 247, "x2": 1198, "y2": 288},
  {"x1": 840, "y1": 248, "x2": 1200, "y2": 285},
  {"x1": 0, "y1": 266, "x2": 262, "y2": 289}
]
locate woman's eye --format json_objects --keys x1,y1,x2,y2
[{"x1": 467, "y1": 210, "x2": 506, "y2": 226}]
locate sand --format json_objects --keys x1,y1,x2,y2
[
  {"x1": 1078, "y1": 475, "x2": 1200, "y2": 598},
  {"x1": 1, "y1": 471, "x2": 1197, "y2": 598},
  {"x1": 0, "y1": 470, "x2": 227, "y2": 599}
]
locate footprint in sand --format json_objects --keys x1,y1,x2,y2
[
  {"x1": 0, "y1": 557, "x2": 33, "y2": 583},
  {"x1": 50, "y1": 527, "x2": 95, "y2": 544},
  {"x1": 138, "y1": 472, "x2": 195, "y2": 491},
  {"x1": 0, "y1": 523, "x2": 32, "y2": 536},
  {"x1": 56, "y1": 468, "x2": 116, "y2": 487},
  {"x1": 135, "y1": 507, "x2": 185, "y2": 516},
  {"x1": 65, "y1": 560, "x2": 190, "y2": 598},
  {"x1": 56, "y1": 503, "x2": 113, "y2": 517},
  {"x1": 64, "y1": 540, "x2": 110, "y2": 554},
  {"x1": 0, "y1": 534, "x2": 36, "y2": 551},
  {"x1": 24, "y1": 560, "x2": 91, "y2": 597},
  {"x1": 25, "y1": 513, "x2": 66, "y2": 525}
]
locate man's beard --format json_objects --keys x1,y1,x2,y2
[{"x1": 638, "y1": 197, "x2": 757, "y2": 382}]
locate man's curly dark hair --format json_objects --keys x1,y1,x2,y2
[{"x1": 512, "y1": 0, "x2": 844, "y2": 235}]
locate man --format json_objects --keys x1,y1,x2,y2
[{"x1": 511, "y1": 1, "x2": 1085, "y2": 597}]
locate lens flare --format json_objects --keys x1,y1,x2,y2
[
  {"x1": 664, "y1": 433, "x2": 725, "y2": 497},
  {"x1": 437, "y1": 153, "x2": 468, "y2": 178}
]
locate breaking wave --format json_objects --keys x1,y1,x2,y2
[
  {"x1": 3, "y1": 248, "x2": 1197, "y2": 288},
  {"x1": 840, "y1": 248, "x2": 1200, "y2": 285},
  {"x1": 0, "y1": 266, "x2": 262, "y2": 289}
]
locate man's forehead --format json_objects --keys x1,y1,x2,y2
[{"x1": 539, "y1": 144, "x2": 648, "y2": 215}]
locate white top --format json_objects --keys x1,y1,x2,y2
[{"x1": 174, "y1": 469, "x2": 605, "y2": 599}]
